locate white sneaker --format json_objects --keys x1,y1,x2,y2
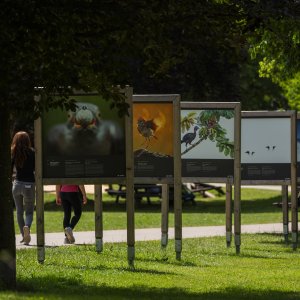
[
  {"x1": 23, "y1": 226, "x2": 31, "y2": 245},
  {"x1": 64, "y1": 227, "x2": 75, "y2": 243}
]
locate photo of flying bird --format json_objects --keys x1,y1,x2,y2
[
  {"x1": 245, "y1": 151, "x2": 255, "y2": 155},
  {"x1": 137, "y1": 117, "x2": 158, "y2": 148},
  {"x1": 181, "y1": 126, "x2": 199, "y2": 148},
  {"x1": 266, "y1": 145, "x2": 276, "y2": 150}
]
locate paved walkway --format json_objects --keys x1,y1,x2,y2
[
  {"x1": 16, "y1": 223, "x2": 295, "y2": 249},
  {"x1": 17, "y1": 185, "x2": 291, "y2": 249},
  {"x1": 43, "y1": 184, "x2": 289, "y2": 194}
]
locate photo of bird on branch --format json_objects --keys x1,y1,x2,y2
[{"x1": 181, "y1": 109, "x2": 234, "y2": 158}]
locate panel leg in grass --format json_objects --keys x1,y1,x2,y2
[
  {"x1": 291, "y1": 190, "x2": 298, "y2": 250},
  {"x1": 225, "y1": 178, "x2": 233, "y2": 248},
  {"x1": 281, "y1": 184, "x2": 289, "y2": 244},
  {"x1": 35, "y1": 168, "x2": 45, "y2": 263},
  {"x1": 94, "y1": 185, "x2": 103, "y2": 253},
  {"x1": 161, "y1": 184, "x2": 169, "y2": 248},
  {"x1": 126, "y1": 182, "x2": 135, "y2": 267},
  {"x1": 174, "y1": 183, "x2": 182, "y2": 260}
]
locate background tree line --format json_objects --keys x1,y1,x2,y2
[{"x1": 1, "y1": 0, "x2": 299, "y2": 289}]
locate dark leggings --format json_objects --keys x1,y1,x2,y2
[{"x1": 60, "y1": 192, "x2": 82, "y2": 229}]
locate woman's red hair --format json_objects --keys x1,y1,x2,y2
[{"x1": 11, "y1": 131, "x2": 32, "y2": 168}]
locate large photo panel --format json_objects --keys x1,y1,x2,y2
[
  {"x1": 241, "y1": 113, "x2": 292, "y2": 181},
  {"x1": 42, "y1": 93, "x2": 126, "y2": 178},
  {"x1": 181, "y1": 103, "x2": 239, "y2": 179},
  {"x1": 133, "y1": 95, "x2": 178, "y2": 179}
]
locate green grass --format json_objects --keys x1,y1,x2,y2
[
  {"x1": 2, "y1": 234, "x2": 300, "y2": 299},
  {"x1": 7, "y1": 188, "x2": 300, "y2": 299},
  {"x1": 14, "y1": 188, "x2": 290, "y2": 234}
]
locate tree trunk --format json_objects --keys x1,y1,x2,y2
[{"x1": 0, "y1": 107, "x2": 16, "y2": 289}]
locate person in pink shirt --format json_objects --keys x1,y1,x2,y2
[{"x1": 55, "y1": 185, "x2": 87, "y2": 244}]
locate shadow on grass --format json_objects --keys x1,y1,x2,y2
[
  {"x1": 256, "y1": 233, "x2": 300, "y2": 247},
  {"x1": 13, "y1": 277, "x2": 300, "y2": 300},
  {"x1": 43, "y1": 194, "x2": 283, "y2": 214},
  {"x1": 135, "y1": 255, "x2": 199, "y2": 267},
  {"x1": 45, "y1": 259, "x2": 176, "y2": 276}
]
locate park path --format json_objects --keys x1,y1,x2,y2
[
  {"x1": 16, "y1": 184, "x2": 292, "y2": 249},
  {"x1": 16, "y1": 223, "x2": 294, "y2": 249},
  {"x1": 43, "y1": 184, "x2": 288, "y2": 194}
]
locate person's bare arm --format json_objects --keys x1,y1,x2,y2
[
  {"x1": 56, "y1": 185, "x2": 62, "y2": 205},
  {"x1": 79, "y1": 185, "x2": 87, "y2": 205}
]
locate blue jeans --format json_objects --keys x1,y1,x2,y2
[{"x1": 12, "y1": 180, "x2": 35, "y2": 236}]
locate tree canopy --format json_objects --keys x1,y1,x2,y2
[
  {"x1": 1, "y1": 0, "x2": 299, "y2": 115},
  {"x1": 244, "y1": 0, "x2": 300, "y2": 109}
]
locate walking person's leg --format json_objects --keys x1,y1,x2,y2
[
  {"x1": 12, "y1": 181, "x2": 25, "y2": 239},
  {"x1": 61, "y1": 192, "x2": 75, "y2": 243},
  {"x1": 61, "y1": 192, "x2": 72, "y2": 229},
  {"x1": 23, "y1": 183, "x2": 35, "y2": 245},
  {"x1": 70, "y1": 192, "x2": 82, "y2": 230}
]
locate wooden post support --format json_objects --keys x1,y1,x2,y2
[
  {"x1": 234, "y1": 103, "x2": 241, "y2": 254},
  {"x1": 34, "y1": 115, "x2": 45, "y2": 263},
  {"x1": 290, "y1": 111, "x2": 298, "y2": 250},
  {"x1": 281, "y1": 183, "x2": 289, "y2": 244},
  {"x1": 225, "y1": 176, "x2": 233, "y2": 247},
  {"x1": 125, "y1": 87, "x2": 135, "y2": 267},
  {"x1": 94, "y1": 184, "x2": 103, "y2": 252},
  {"x1": 161, "y1": 184, "x2": 169, "y2": 248},
  {"x1": 173, "y1": 96, "x2": 182, "y2": 260}
]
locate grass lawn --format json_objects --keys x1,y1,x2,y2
[
  {"x1": 1, "y1": 234, "x2": 300, "y2": 299},
  {"x1": 14, "y1": 187, "x2": 289, "y2": 234},
  {"x1": 5, "y1": 187, "x2": 300, "y2": 299}
]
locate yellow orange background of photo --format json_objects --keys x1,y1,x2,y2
[{"x1": 133, "y1": 103, "x2": 173, "y2": 156}]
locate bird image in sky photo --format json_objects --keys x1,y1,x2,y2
[
  {"x1": 241, "y1": 118, "x2": 290, "y2": 164},
  {"x1": 265, "y1": 145, "x2": 276, "y2": 151},
  {"x1": 245, "y1": 150, "x2": 255, "y2": 155}
]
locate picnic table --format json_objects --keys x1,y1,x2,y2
[
  {"x1": 105, "y1": 183, "x2": 196, "y2": 204},
  {"x1": 105, "y1": 184, "x2": 161, "y2": 204},
  {"x1": 189, "y1": 182, "x2": 225, "y2": 197}
]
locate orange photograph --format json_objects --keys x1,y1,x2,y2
[{"x1": 133, "y1": 102, "x2": 173, "y2": 156}]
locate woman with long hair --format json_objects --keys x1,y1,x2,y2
[{"x1": 11, "y1": 131, "x2": 35, "y2": 245}]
